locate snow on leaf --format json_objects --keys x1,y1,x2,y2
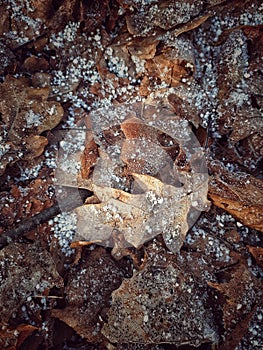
[
  {"x1": 56, "y1": 101, "x2": 209, "y2": 254},
  {"x1": 102, "y1": 245, "x2": 218, "y2": 345},
  {"x1": 0, "y1": 75, "x2": 63, "y2": 175},
  {"x1": 124, "y1": 0, "x2": 204, "y2": 36},
  {"x1": 0, "y1": 242, "x2": 63, "y2": 325},
  {"x1": 51, "y1": 247, "x2": 130, "y2": 342},
  {"x1": 216, "y1": 28, "x2": 263, "y2": 144},
  {"x1": 209, "y1": 161, "x2": 263, "y2": 232}
]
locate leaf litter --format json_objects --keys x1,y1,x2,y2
[{"x1": 0, "y1": 0, "x2": 262, "y2": 349}]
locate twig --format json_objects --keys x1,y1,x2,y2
[{"x1": 0, "y1": 188, "x2": 91, "y2": 250}]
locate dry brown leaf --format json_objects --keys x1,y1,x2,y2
[
  {"x1": 168, "y1": 93, "x2": 201, "y2": 127},
  {"x1": 248, "y1": 246, "x2": 263, "y2": 269},
  {"x1": 16, "y1": 324, "x2": 39, "y2": 349},
  {"x1": 171, "y1": 13, "x2": 212, "y2": 37},
  {"x1": 125, "y1": 0, "x2": 203, "y2": 36},
  {"x1": 80, "y1": 137, "x2": 99, "y2": 180},
  {"x1": 60, "y1": 102, "x2": 210, "y2": 254},
  {"x1": 216, "y1": 28, "x2": 263, "y2": 143},
  {"x1": 145, "y1": 52, "x2": 188, "y2": 87},
  {"x1": 167, "y1": 81, "x2": 205, "y2": 128},
  {"x1": 209, "y1": 163, "x2": 263, "y2": 232},
  {"x1": 218, "y1": 306, "x2": 258, "y2": 350},
  {"x1": 138, "y1": 38, "x2": 195, "y2": 95},
  {"x1": 75, "y1": 173, "x2": 195, "y2": 251},
  {"x1": 25, "y1": 135, "x2": 49, "y2": 159},
  {"x1": 22, "y1": 55, "x2": 49, "y2": 73},
  {"x1": 0, "y1": 75, "x2": 63, "y2": 175},
  {"x1": 127, "y1": 38, "x2": 159, "y2": 60}
]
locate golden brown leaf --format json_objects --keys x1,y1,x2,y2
[{"x1": 209, "y1": 164, "x2": 263, "y2": 232}]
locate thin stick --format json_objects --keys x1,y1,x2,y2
[{"x1": 0, "y1": 189, "x2": 90, "y2": 250}]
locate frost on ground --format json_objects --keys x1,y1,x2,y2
[{"x1": 0, "y1": 0, "x2": 262, "y2": 349}]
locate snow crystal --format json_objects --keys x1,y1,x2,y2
[
  {"x1": 25, "y1": 110, "x2": 42, "y2": 127},
  {"x1": 51, "y1": 212, "x2": 77, "y2": 256}
]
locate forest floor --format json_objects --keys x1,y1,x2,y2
[{"x1": 0, "y1": 1, "x2": 262, "y2": 349}]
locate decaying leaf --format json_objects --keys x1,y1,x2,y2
[
  {"x1": 102, "y1": 244, "x2": 218, "y2": 346},
  {"x1": 208, "y1": 263, "x2": 262, "y2": 349},
  {"x1": 0, "y1": 75, "x2": 63, "y2": 175},
  {"x1": 0, "y1": 324, "x2": 38, "y2": 350},
  {"x1": 167, "y1": 81, "x2": 204, "y2": 127},
  {"x1": 52, "y1": 247, "x2": 130, "y2": 342},
  {"x1": 209, "y1": 162, "x2": 263, "y2": 232},
  {"x1": 0, "y1": 242, "x2": 63, "y2": 325},
  {"x1": 75, "y1": 173, "x2": 193, "y2": 252},
  {"x1": 124, "y1": 0, "x2": 204, "y2": 36},
  {"x1": 216, "y1": 28, "x2": 263, "y2": 144},
  {"x1": 248, "y1": 246, "x2": 263, "y2": 269}
]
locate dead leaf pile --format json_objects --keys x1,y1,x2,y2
[{"x1": 0, "y1": 0, "x2": 262, "y2": 349}]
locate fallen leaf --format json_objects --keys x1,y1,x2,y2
[
  {"x1": 16, "y1": 324, "x2": 39, "y2": 349},
  {"x1": 208, "y1": 263, "x2": 262, "y2": 349},
  {"x1": 127, "y1": 38, "x2": 159, "y2": 60},
  {"x1": 0, "y1": 242, "x2": 63, "y2": 325},
  {"x1": 125, "y1": 0, "x2": 203, "y2": 36},
  {"x1": 248, "y1": 246, "x2": 263, "y2": 269},
  {"x1": 216, "y1": 28, "x2": 263, "y2": 143},
  {"x1": 60, "y1": 102, "x2": 210, "y2": 254},
  {"x1": 52, "y1": 247, "x2": 130, "y2": 342},
  {"x1": 102, "y1": 245, "x2": 218, "y2": 345},
  {"x1": 209, "y1": 162, "x2": 263, "y2": 232},
  {"x1": 0, "y1": 75, "x2": 63, "y2": 175}
]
